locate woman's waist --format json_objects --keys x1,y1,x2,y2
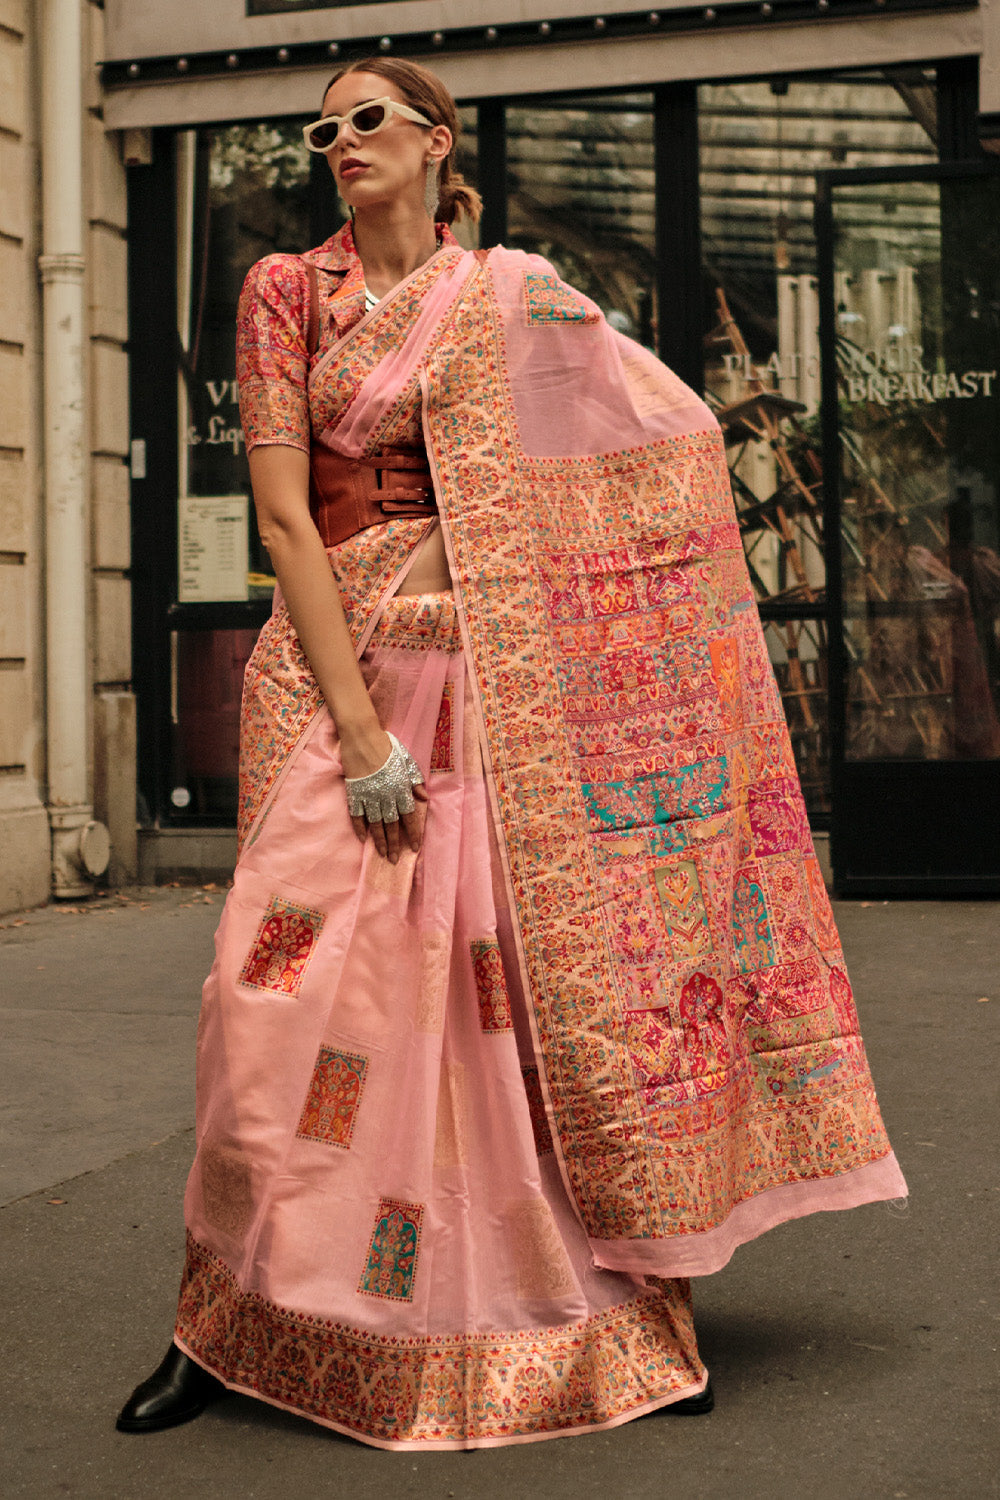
[{"x1": 309, "y1": 443, "x2": 436, "y2": 549}]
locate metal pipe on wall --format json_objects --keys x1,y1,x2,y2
[{"x1": 39, "y1": 0, "x2": 110, "y2": 895}]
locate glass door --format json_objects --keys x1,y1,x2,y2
[{"x1": 817, "y1": 163, "x2": 1000, "y2": 893}]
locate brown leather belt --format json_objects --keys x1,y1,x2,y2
[{"x1": 309, "y1": 446, "x2": 437, "y2": 549}]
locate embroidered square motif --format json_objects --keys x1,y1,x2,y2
[
  {"x1": 358, "y1": 1198, "x2": 424, "y2": 1301},
  {"x1": 430, "y1": 682, "x2": 455, "y2": 773},
  {"x1": 200, "y1": 1143, "x2": 254, "y2": 1241},
  {"x1": 732, "y1": 872, "x2": 776, "y2": 974},
  {"x1": 296, "y1": 1046, "x2": 369, "y2": 1149},
  {"x1": 653, "y1": 860, "x2": 714, "y2": 962},
  {"x1": 238, "y1": 896, "x2": 325, "y2": 996},
  {"x1": 471, "y1": 938, "x2": 513, "y2": 1033},
  {"x1": 508, "y1": 1199, "x2": 576, "y2": 1299},
  {"x1": 524, "y1": 272, "x2": 599, "y2": 325}
]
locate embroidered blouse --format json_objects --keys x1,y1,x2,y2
[{"x1": 236, "y1": 221, "x2": 459, "y2": 459}]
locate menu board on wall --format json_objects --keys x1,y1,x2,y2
[{"x1": 178, "y1": 495, "x2": 250, "y2": 603}]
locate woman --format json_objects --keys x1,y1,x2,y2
[{"x1": 118, "y1": 58, "x2": 906, "y2": 1449}]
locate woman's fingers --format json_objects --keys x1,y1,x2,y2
[
  {"x1": 402, "y1": 784, "x2": 429, "y2": 853},
  {"x1": 369, "y1": 817, "x2": 389, "y2": 860},
  {"x1": 349, "y1": 780, "x2": 428, "y2": 863}
]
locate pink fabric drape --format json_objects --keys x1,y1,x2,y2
[{"x1": 178, "y1": 594, "x2": 705, "y2": 1447}]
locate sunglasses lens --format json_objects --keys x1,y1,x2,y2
[
  {"x1": 309, "y1": 120, "x2": 340, "y2": 150},
  {"x1": 353, "y1": 104, "x2": 388, "y2": 134}
]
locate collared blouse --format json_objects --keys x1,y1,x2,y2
[{"x1": 236, "y1": 221, "x2": 460, "y2": 459}]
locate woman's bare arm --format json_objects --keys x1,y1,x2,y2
[{"x1": 248, "y1": 444, "x2": 425, "y2": 860}]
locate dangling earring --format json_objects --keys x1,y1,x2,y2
[{"x1": 424, "y1": 158, "x2": 440, "y2": 219}]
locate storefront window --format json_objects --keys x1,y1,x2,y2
[
  {"x1": 699, "y1": 70, "x2": 938, "y2": 814},
  {"x1": 830, "y1": 173, "x2": 1000, "y2": 761},
  {"x1": 171, "y1": 123, "x2": 312, "y2": 818},
  {"x1": 178, "y1": 122, "x2": 312, "y2": 599},
  {"x1": 506, "y1": 94, "x2": 656, "y2": 345}
]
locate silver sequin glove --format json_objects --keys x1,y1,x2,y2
[{"x1": 345, "y1": 732, "x2": 424, "y2": 824}]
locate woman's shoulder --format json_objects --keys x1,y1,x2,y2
[
  {"x1": 241, "y1": 252, "x2": 310, "y2": 303},
  {"x1": 476, "y1": 244, "x2": 553, "y2": 276}
]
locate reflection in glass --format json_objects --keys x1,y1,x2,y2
[
  {"x1": 834, "y1": 176, "x2": 1000, "y2": 760},
  {"x1": 506, "y1": 95, "x2": 656, "y2": 345},
  {"x1": 698, "y1": 71, "x2": 938, "y2": 807},
  {"x1": 177, "y1": 123, "x2": 313, "y2": 595}
]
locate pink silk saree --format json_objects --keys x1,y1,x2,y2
[{"x1": 176, "y1": 231, "x2": 904, "y2": 1447}]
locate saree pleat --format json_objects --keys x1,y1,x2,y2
[{"x1": 177, "y1": 592, "x2": 706, "y2": 1448}]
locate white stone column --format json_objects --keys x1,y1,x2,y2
[{"x1": 39, "y1": 0, "x2": 109, "y2": 896}]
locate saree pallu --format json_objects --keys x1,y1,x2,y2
[{"x1": 177, "y1": 589, "x2": 707, "y2": 1449}]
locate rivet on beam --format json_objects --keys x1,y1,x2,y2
[
  {"x1": 128, "y1": 61, "x2": 140, "y2": 77},
  {"x1": 539, "y1": 20, "x2": 552, "y2": 34},
  {"x1": 226, "y1": 53, "x2": 239, "y2": 68},
  {"x1": 328, "y1": 42, "x2": 340, "y2": 56},
  {"x1": 432, "y1": 31, "x2": 444, "y2": 45}
]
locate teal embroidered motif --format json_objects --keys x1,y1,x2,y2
[
  {"x1": 358, "y1": 1198, "x2": 425, "y2": 1301},
  {"x1": 732, "y1": 874, "x2": 776, "y2": 973},
  {"x1": 524, "y1": 273, "x2": 600, "y2": 326}
]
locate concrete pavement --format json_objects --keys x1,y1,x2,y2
[{"x1": 1, "y1": 888, "x2": 997, "y2": 1499}]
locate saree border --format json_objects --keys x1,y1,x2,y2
[{"x1": 175, "y1": 1234, "x2": 705, "y2": 1451}]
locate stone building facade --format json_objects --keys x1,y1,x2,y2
[
  {"x1": 2, "y1": 1, "x2": 999, "y2": 909},
  {"x1": 0, "y1": 0, "x2": 134, "y2": 914}
]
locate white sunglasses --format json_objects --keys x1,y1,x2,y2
[{"x1": 302, "y1": 97, "x2": 434, "y2": 153}]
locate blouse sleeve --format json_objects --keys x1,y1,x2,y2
[{"x1": 236, "y1": 254, "x2": 311, "y2": 454}]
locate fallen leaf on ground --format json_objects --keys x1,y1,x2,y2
[
  {"x1": 977, "y1": 996, "x2": 990, "y2": 1003},
  {"x1": 47, "y1": 1198, "x2": 66, "y2": 1206}
]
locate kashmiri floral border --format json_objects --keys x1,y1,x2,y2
[
  {"x1": 424, "y1": 257, "x2": 897, "y2": 1245},
  {"x1": 176, "y1": 1235, "x2": 702, "y2": 1449}
]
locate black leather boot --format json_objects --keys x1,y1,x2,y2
[
  {"x1": 665, "y1": 1377, "x2": 715, "y2": 1415},
  {"x1": 116, "y1": 1344, "x2": 226, "y2": 1433}
]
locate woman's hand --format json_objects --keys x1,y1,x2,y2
[
  {"x1": 340, "y1": 723, "x2": 427, "y2": 864},
  {"x1": 247, "y1": 447, "x2": 429, "y2": 866}
]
